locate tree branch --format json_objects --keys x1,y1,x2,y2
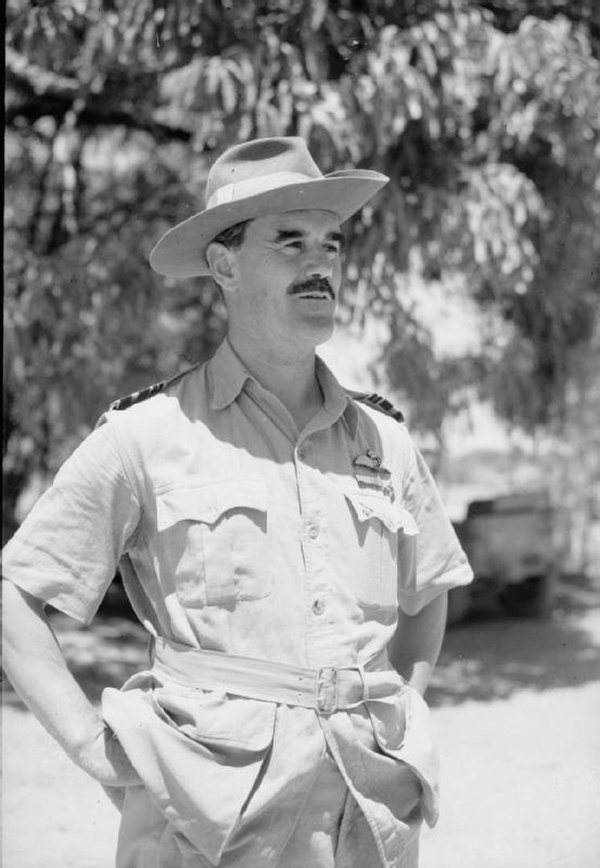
[
  {"x1": 7, "y1": 99, "x2": 192, "y2": 142},
  {"x1": 6, "y1": 48, "x2": 192, "y2": 143},
  {"x1": 6, "y1": 47, "x2": 80, "y2": 100}
]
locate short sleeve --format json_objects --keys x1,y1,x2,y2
[
  {"x1": 397, "y1": 437, "x2": 473, "y2": 615},
  {"x1": 2, "y1": 423, "x2": 141, "y2": 624}
]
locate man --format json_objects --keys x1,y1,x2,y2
[{"x1": 2, "y1": 137, "x2": 473, "y2": 867}]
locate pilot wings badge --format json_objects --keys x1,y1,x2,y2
[
  {"x1": 352, "y1": 449, "x2": 395, "y2": 500},
  {"x1": 353, "y1": 448, "x2": 383, "y2": 471}
]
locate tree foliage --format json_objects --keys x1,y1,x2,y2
[{"x1": 4, "y1": 0, "x2": 600, "y2": 533}]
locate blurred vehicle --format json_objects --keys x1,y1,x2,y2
[{"x1": 448, "y1": 490, "x2": 556, "y2": 625}]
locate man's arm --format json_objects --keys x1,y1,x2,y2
[
  {"x1": 2, "y1": 580, "x2": 140, "y2": 788},
  {"x1": 387, "y1": 591, "x2": 447, "y2": 696}
]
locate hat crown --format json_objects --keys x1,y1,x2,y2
[
  {"x1": 205, "y1": 137, "x2": 323, "y2": 205},
  {"x1": 150, "y1": 136, "x2": 390, "y2": 278}
]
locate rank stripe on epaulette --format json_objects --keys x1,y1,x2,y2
[
  {"x1": 347, "y1": 390, "x2": 404, "y2": 423},
  {"x1": 109, "y1": 365, "x2": 199, "y2": 412}
]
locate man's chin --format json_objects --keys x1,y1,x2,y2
[{"x1": 307, "y1": 319, "x2": 336, "y2": 348}]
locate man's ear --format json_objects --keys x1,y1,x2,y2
[{"x1": 205, "y1": 242, "x2": 238, "y2": 293}]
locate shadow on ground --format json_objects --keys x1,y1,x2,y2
[
  {"x1": 428, "y1": 574, "x2": 600, "y2": 707},
  {"x1": 3, "y1": 577, "x2": 599, "y2": 712}
]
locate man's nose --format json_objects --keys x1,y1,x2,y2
[{"x1": 304, "y1": 247, "x2": 335, "y2": 278}]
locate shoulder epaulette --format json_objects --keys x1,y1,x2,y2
[
  {"x1": 109, "y1": 365, "x2": 199, "y2": 412},
  {"x1": 347, "y1": 390, "x2": 404, "y2": 423}
]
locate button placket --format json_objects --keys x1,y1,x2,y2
[{"x1": 294, "y1": 435, "x2": 335, "y2": 649}]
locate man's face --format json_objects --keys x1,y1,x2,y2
[{"x1": 223, "y1": 209, "x2": 344, "y2": 358}]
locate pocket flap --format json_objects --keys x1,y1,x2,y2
[
  {"x1": 156, "y1": 479, "x2": 268, "y2": 531},
  {"x1": 103, "y1": 687, "x2": 276, "y2": 863},
  {"x1": 344, "y1": 490, "x2": 420, "y2": 536},
  {"x1": 368, "y1": 688, "x2": 439, "y2": 826},
  {"x1": 151, "y1": 689, "x2": 276, "y2": 752}
]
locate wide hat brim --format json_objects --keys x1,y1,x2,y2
[{"x1": 149, "y1": 169, "x2": 388, "y2": 278}]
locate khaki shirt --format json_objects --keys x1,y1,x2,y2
[{"x1": 3, "y1": 338, "x2": 472, "y2": 866}]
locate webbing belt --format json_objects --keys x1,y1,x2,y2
[{"x1": 151, "y1": 638, "x2": 404, "y2": 716}]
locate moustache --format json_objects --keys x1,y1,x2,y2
[{"x1": 289, "y1": 278, "x2": 335, "y2": 298}]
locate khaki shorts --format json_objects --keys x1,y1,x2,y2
[{"x1": 114, "y1": 707, "x2": 421, "y2": 868}]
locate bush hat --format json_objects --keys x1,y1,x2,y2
[{"x1": 149, "y1": 137, "x2": 389, "y2": 278}]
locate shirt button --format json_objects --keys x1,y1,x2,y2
[
  {"x1": 297, "y1": 447, "x2": 306, "y2": 460},
  {"x1": 308, "y1": 526, "x2": 319, "y2": 540},
  {"x1": 312, "y1": 599, "x2": 325, "y2": 615}
]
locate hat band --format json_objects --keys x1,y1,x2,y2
[{"x1": 206, "y1": 171, "x2": 322, "y2": 209}]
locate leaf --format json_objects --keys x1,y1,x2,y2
[{"x1": 221, "y1": 66, "x2": 237, "y2": 114}]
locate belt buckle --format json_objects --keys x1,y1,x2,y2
[{"x1": 316, "y1": 666, "x2": 338, "y2": 715}]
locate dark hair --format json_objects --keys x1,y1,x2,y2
[{"x1": 210, "y1": 220, "x2": 251, "y2": 249}]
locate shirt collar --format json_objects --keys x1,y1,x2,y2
[
  {"x1": 208, "y1": 338, "x2": 253, "y2": 410},
  {"x1": 208, "y1": 338, "x2": 359, "y2": 437},
  {"x1": 315, "y1": 355, "x2": 359, "y2": 438}
]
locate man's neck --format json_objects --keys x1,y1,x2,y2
[{"x1": 227, "y1": 335, "x2": 324, "y2": 431}]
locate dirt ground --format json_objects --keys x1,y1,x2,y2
[{"x1": 3, "y1": 575, "x2": 600, "y2": 868}]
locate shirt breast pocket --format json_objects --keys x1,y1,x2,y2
[
  {"x1": 155, "y1": 478, "x2": 270, "y2": 608},
  {"x1": 343, "y1": 488, "x2": 419, "y2": 610}
]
